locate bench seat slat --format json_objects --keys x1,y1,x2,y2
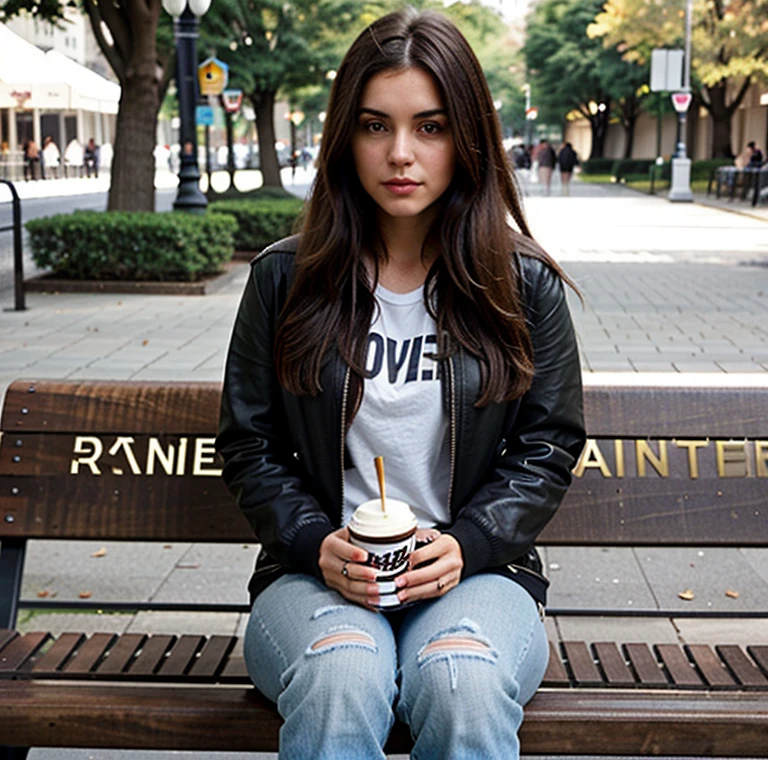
[
  {"x1": 28, "y1": 633, "x2": 85, "y2": 674},
  {"x1": 0, "y1": 630, "x2": 18, "y2": 652},
  {"x1": 188, "y1": 635, "x2": 236, "y2": 679},
  {"x1": 749, "y1": 645, "x2": 768, "y2": 677},
  {"x1": 127, "y1": 634, "x2": 176, "y2": 676},
  {"x1": 0, "y1": 631, "x2": 50, "y2": 672},
  {"x1": 655, "y1": 644, "x2": 706, "y2": 688},
  {"x1": 541, "y1": 642, "x2": 570, "y2": 686},
  {"x1": 158, "y1": 635, "x2": 204, "y2": 677},
  {"x1": 623, "y1": 643, "x2": 669, "y2": 686},
  {"x1": 220, "y1": 655, "x2": 251, "y2": 682},
  {"x1": 1, "y1": 682, "x2": 767, "y2": 755},
  {"x1": 562, "y1": 641, "x2": 603, "y2": 687},
  {"x1": 686, "y1": 645, "x2": 738, "y2": 689},
  {"x1": 592, "y1": 642, "x2": 636, "y2": 687},
  {"x1": 717, "y1": 645, "x2": 768, "y2": 689},
  {"x1": 63, "y1": 633, "x2": 117, "y2": 675},
  {"x1": 97, "y1": 634, "x2": 147, "y2": 676}
]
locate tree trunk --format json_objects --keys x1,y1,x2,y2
[
  {"x1": 253, "y1": 90, "x2": 282, "y2": 188},
  {"x1": 623, "y1": 119, "x2": 635, "y2": 159},
  {"x1": 107, "y1": 14, "x2": 161, "y2": 211},
  {"x1": 706, "y1": 83, "x2": 733, "y2": 159},
  {"x1": 589, "y1": 110, "x2": 609, "y2": 158}
]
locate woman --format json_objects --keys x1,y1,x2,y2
[
  {"x1": 42, "y1": 136, "x2": 60, "y2": 179},
  {"x1": 217, "y1": 9, "x2": 584, "y2": 759},
  {"x1": 557, "y1": 142, "x2": 579, "y2": 196}
]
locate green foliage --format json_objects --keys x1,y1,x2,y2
[
  {"x1": 580, "y1": 158, "x2": 616, "y2": 175},
  {"x1": 612, "y1": 159, "x2": 656, "y2": 181},
  {"x1": 210, "y1": 186, "x2": 297, "y2": 202},
  {"x1": 26, "y1": 212, "x2": 237, "y2": 282},
  {"x1": 208, "y1": 197, "x2": 304, "y2": 251}
]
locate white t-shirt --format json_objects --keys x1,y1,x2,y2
[{"x1": 343, "y1": 283, "x2": 451, "y2": 528}]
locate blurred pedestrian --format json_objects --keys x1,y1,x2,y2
[
  {"x1": 43, "y1": 136, "x2": 60, "y2": 179},
  {"x1": 64, "y1": 138, "x2": 85, "y2": 178},
  {"x1": 84, "y1": 138, "x2": 100, "y2": 178},
  {"x1": 747, "y1": 141, "x2": 764, "y2": 168},
  {"x1": 0, "y1": 141, "x2": 9, "y2": 179},
  {"x1": 23, "y1": 139, "x2": 40, "y2": 181},
  {"x1": 536, "y1": 139, "x2": 556, "y2": 195},
  {"x1": 557, "y1": 142, "x2": 578, "y2": 196}
]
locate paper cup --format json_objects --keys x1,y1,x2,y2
[{"x1": 348, "y1": 498, "x2": 417, "y2": 608}]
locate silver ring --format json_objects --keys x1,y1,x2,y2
[
  {"x1": 341, "y1": 561, "x2": 349, "y2": 578},
  {"x1": 436, "y1": 578, "x2": 445, "y2": 592}
]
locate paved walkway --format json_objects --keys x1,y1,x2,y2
[{"x1": 1, "y1": 174, "x2": 766, "y2": 760}]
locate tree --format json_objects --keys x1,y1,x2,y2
[
  {"x1": 2, "y1": 0, "x2": 175, "y2": 211},
  {"x1": 589, "y1": 0, "x2": 768, "y2": 158},
  {"x1": 524, "y1": 0, "x2": 624, "y2": 158},
  {"x1": 200, "y1": 0, "x2": 360, "y2": 187}
]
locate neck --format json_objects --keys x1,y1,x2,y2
[{"x1": 373, "y1": 212, "x2": 438, "y2": 293}]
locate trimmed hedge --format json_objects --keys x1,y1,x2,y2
[
  {"x1": 208, "y1": 196, "x2": 304, "y2": 252},
  {"x1": 580, "y1": 158, "x2": 615, "y2": 175},
  {"x1": 210, "y1": 185, "x2": 297, "y2": 202},
  {"x1": 27, "y1": 211, "x2": 237, "y2": 281}
]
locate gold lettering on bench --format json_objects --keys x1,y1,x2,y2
[
  {"x1": 193, "y1": 438, "x2": 221, "y2": 476},
  {"x1": 71, "y1": 436, "x2": 104, "y2": 474},
  {"x1": 674, "y1": 440, "x2": 708, "y2": 479},
  {"x1": 572, "y1": 439, "x2": 612, "y2": 478},
  {"x1": 716, "y1": 441, "x2": 750, "y2": 478},
  {"x1": 756, "y1": 441, "x2": 768, "y2": 478},
  {"x1": 636, "y1": 440, "x2": 669, "y2": 477},
  {"x1": 68, "y1": 436, "x2": 222, "y2": 477}
]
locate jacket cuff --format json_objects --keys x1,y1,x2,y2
[
  {"x1": 445, "y1": 519, "x2": 494, "y2": 579},
  {"x1": 292, "y1": 521, "x2": 335, "y2": 580}
]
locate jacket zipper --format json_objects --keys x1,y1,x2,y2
[
  {"x1": 339, "y1": 365, "x2": 351, "y2": 516},
  {"x1": 446, "y1": 354, "x2": 457, "y2": 513}
]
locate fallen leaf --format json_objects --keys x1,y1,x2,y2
[
  {"x1": 175, "y1": 563, "x2": 201, "y2": 570},
  {"x1": 37, "y1": 590, "x2": 49, "y2": 598},
  {"x1": 678, "y1": 589, "x2": 695, "y2": 601},
  {"x1": 79, "y1": 591, "x2": 92, "y2": 599},
  {"x1": 91, "y1": 547, "x2": 107, "y2": 557},
  {"x1": 725, "y1": 589, "x2": 740, "y2": 599},
  {"x1": 142, "y1": 339, "x2": 149, "y2": 346},
  {"x1": 163, "y1": 544, "x2": 173, "y2": 549}
]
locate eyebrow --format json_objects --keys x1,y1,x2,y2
[{"x1": 357, "y1": 107, "x2": 447, "y2": 119}]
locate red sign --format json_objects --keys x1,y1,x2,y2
[{"x1": 671, "y1": 92, "x2": 692, "y2": 113}]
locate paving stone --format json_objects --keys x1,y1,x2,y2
[
  {"x1": 16, "y1": 611, "x2": 135, "y2": 636},
  {"x1": 545, "y1": 547, "x2": 657, "y2": 611},
  {"x1": 127, "y1": 611, "x2": 241, "y2": 636},
  {"x1": 673, "y1": 618, "x2": 768, "y2": 646},
  {"x1": 552, "y1": 615, "x2": 680, "y2": 644}
]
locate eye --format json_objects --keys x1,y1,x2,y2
[
  {"x1": 362, "y1": 120, "x2": 387, "y2": 133},
  {"x1": 420, "y1": 121, "x2": 445, "y2": 135}
]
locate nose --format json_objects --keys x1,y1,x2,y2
[{"x1": 388, "y1": 129, "x2": 414, "y2": 166}]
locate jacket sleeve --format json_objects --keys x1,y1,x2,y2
[
  {"x1": 216, "y1": 251, "x2": 334, "y2": 578},
  {"x1": 445, "y1": 256, "x2": 586, "y2": 577}
]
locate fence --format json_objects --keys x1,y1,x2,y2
[{"x1": 0, "y1": 180, "x2": 26, "y2": 311}]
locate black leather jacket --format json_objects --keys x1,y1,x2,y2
[{"x1": 217, "y1": 236, "x2": 585, "y2": 606}]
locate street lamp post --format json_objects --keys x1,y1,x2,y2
[
  {"x1": 669, "y1": 0, "x2": 694, "y2": 202},
  {"x1": 162, "y1": 0, "x2": 212, "y2": 213}
]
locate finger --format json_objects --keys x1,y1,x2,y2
[
  {"x1": 397, "y1": 570, "x2": 461, "y2": 603},
  {"x1": 327, "y1": 577, "x2": 381, "y2": 609}
]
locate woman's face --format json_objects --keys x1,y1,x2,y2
[{"x1": 351, "y1": 67, "x2": 456, "y2": 228}]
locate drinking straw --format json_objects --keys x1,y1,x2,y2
[{"x1": 374, "y1": 456, "x2": 386, "y2": 513}]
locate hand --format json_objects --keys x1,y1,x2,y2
[
  {"x1": 318, "y1": 527, "x2": 380, "y2": 609},
  {"x1": 395, "y1": 533, "x2": 463, "y2": 604}
]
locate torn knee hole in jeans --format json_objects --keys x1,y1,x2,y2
[
  {"x1": 307, "y1": 625, "x2": 378, "y2": 656},
  {"x1": 417, "y1": 622, "x2": 499, "y2": 690}
]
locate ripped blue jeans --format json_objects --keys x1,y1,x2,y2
[{"x1": 243, "y1": 573, "x2": 549, "y2": 760}]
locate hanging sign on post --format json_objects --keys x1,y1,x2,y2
[
  {"x1": 671, "y1": 92, "x2": 692, "y2": 113},
  {"x1": 221, "y1": 89, "x2": 243, "y2": 113},
  {"x1": 198, "y1": 57, "x2": 229, "y2": 96}
]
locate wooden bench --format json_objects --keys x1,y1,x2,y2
[{"x1": 1, "y1": 378, "x2": 767, "y2": 757}]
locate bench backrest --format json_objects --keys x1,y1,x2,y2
[{"x1": 1, "y1": 378, "x2": 767, "y2": 547}]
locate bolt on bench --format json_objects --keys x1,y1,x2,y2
[{"x1": 0, "y1": 378, "x2": 767, "y2": 757}]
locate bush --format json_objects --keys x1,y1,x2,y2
[
  {"x1": 208, "y1": 196, "x2": 304, "y2": 252},
  {"x1": 210, "y1": 185, "x2": 297, "y2": 202},
  {"x1": 26, "y1": 211, "x2": 237, "y2": 281},
  {"x1": 612, "y1": 159, "x2": 656, "y2": 182},
  {"x1": 580, "y1": 158, "x2": 615, "y2": 175}
]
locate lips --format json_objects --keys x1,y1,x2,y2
[{"x1": 382, "y1": 178, "x2": 421, "y2": 195}]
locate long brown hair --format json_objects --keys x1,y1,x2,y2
[{"x1": 276, "y1": 8, "x2": 567, "y2": 408}]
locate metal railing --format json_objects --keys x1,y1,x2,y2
[{"x1": 0, "y1": 179, "x2": 26, "y2": 311}]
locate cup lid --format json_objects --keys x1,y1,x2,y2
[{"x1": 349, "y1": 498, "x2": 417, "y2": 538}]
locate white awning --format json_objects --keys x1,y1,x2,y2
[{"x1": 0, "y1": 24, "x2": 120, "y2": 113}]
